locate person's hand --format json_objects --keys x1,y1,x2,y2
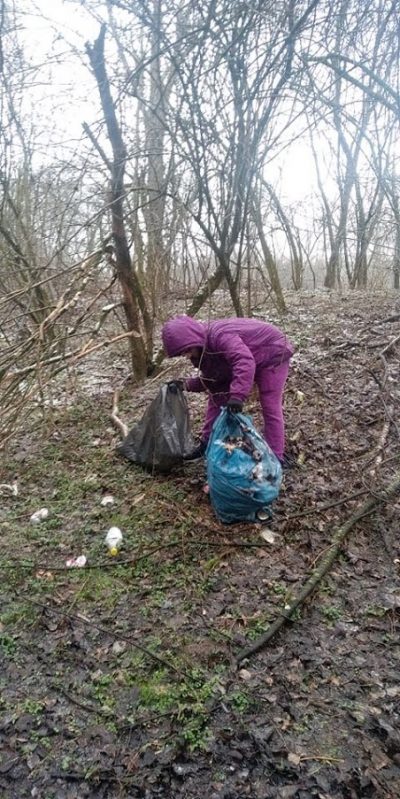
[
  {"x1": 227, "y1": 398, "x2": 243, "y2": 414},
  {"x1": 167, "y1": 379, "x2": 185, "y2": 394}
]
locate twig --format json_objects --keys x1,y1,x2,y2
[
  {"x1": 83, "y1": 121, "x2": 113, "y2": 171},
  {"x1": 146, "y1": 363, "x2": 176, "y2": 385},
  {"x1": 9, "y1": 331, "x2": 140, "y2": 378},
  {"x1": 297, "y1": 366, "x2": 329, "y2": 397},
  {"x1": 277, "y1": 489, "x2": 369, "y2": 520},
  {"x1": 0, "y1": 552, "x2": 175, "y2": 573},
  {"x1": 329, "y1": 339, "x2": 386, "y2": 356},
  {"x1": 111, "y1": 388, "x2": 128, "y2": 439},
  {"x1": 70, "y1": 330, "x2": 141, "y2": 362},
  {"x1": 27, "y1": 598, "x2": 188, "y2": 677},
  {"x1": 369, "y1": 421, "x2": 390, "y2": 475},
  {"x1": 56, "y1": 684, "x2": 98, "y2": 714},
  {"x1": 300, "y1": 755, "x2": 344, "y2": 764},
  {"x1": 66, "y1": 576, "x2": 91, "y2": 614},
  {"x1": 379, "y1": 333, "x2": 400, "y2": 358},
  {"x1": 383, "y1": 403, "x2": 399, "y2": 439},
  {"x1": 0, "y1": 481, "x2": 18, "y2": 496},
  {"x1": 0, "y1": 248, "x2": 104, "y2": 308},
  {"x1": 376, "y1": 313, "x2": 400, "y2": 324},
  {"x1": 368, "y1": 359, "x2": 399, "y2": 438},
  {"x1": 109, "y1": 365, "x2": 180, "y2": 438},
  {"x1": 237, "y1": 471, "x2": 400, "y2": 663},
  {"x1": 0, "y1": 539, "x2": 268, "y2": 574},
  {"x1": 375, "y1": 520, "x2": 396, "y2": 566}
]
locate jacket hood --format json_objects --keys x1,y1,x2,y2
[{"x1": 162, "y1": 316, "x2": 206, "y2": 357}]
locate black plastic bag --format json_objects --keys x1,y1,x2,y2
[{"x1": 118, "y1": 385, "x2": 194, "y2": 473}]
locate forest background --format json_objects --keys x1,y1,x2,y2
[{"x1": 1, "y1": 0, "x2": 400, "y2": 440}]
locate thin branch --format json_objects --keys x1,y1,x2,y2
[
  {"x1": 8, "y1": 330, "x2": 140, "y2": 378},
  {"x1": 380, "y1": 333, "x2": 400, "y2": 358},
  {"x1": 82, "y1": 121, "x2": 113, "y2": 171},
  {"x1": 278, "y1": 489, "x2": 370, "y2": 521},
  {"x1": 27, "y1": 598, "x2": 188, "y2": 677},
  {"x1": 111, "y1": 388, "x2": 128, "y2": 439}
]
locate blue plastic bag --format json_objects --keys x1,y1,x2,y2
[{"x1": 206, "y1": 409, "x2": 282, "y2": 523}]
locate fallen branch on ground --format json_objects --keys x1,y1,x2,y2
[
  {"x1": 0, "y1": 538, "x2": 269, "y2": 574},
  {"x1": 237, "y1": 471, "x2": 400, "y2": 664},
  {"x1": 278, "y1": 488, "x2": 369, "y2": 520},
  {"x1": 380, "y1": 332, "x2": 400, "y2": 358},
  {"x1": 370, "y1": 421, "x2": 390, "y2": 475},
  {"x1": 27, "y1": 597, "x2": 188, "y2": 677},
  {"x1": 111, "y1": 388, "x2": 128, "y2": 438},
  {"x1": 376, "y1": 313, "x2": 400, "y2": 324}
]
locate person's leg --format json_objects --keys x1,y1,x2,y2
[
  {"x1": 185, "y1": 392, "x2": 230, "y2": 461},
  {"x1": 201, "y1": 391, "x2": 230, "y2": 441},
  {"x1": 256, "y1": 361, "x2": 290, "y2": 461}
]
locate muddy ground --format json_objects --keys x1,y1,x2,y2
[{"x1": 0, "y1": 291, "x2": 399, "y2": 799}]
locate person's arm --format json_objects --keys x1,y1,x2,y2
[
  {"x1": 212, "y1": 331, "x2": 256, "y2": 401},
  {"x1": 185, "y1": 376, "x2": 207, "y2": 392}
]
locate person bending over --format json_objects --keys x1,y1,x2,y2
[{"x1": 162, "y1": 315, "x2": 294, "y2": 463}]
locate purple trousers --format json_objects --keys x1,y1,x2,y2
[{"x1": 202, "y1": 360, "x2": 290, "y2": 461}]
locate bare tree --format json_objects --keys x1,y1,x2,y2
[
  {"x1": 125, "y1": 0, "x2": 321, "y2": 316},
  {"x1": 380, "y1": 169, "x2": 400, "y2": 290},
  {"x1": 302, "y1": 0, "x2": 399, "y2": 289},
  {"x1": 85, "y1": 25, "x2": 151, "y2": 380}
]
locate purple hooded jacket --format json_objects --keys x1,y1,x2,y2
[{"x1": 162, "y1": 316, "x2": 294, "y2": 402}]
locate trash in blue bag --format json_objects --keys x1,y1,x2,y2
[
  {"x1": 118, "y1": 384, "x2": 194, "y2": 473},
  {"x1": 206, "y1": 408, "x2": 282, "y2": 523}
]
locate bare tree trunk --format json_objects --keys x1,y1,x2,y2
[
  {"x1": 142, "y1": 0, "x2": 171, "y2": 332},
  {"x1": 186, "y1": 262, "x2": 226, "y2": 317},
  {"x1": 264, "y1": 182, "x2": 303, "y2": 290},
  {"x1": 308, "y1": 129, "x2": 338, "y2": 289},
  {"x1": 384, "y1": 179, "x2": 400, "y2": 290},
  {"x1": 351, "y1": 179, "x2": 383, "y2": 289},
  {"x1": 86, "y1": 25, "x2": 149, "y2": 381},
  {"x1": 251, "y1": 196, "x2": 287, "y2": 313},
  {"x1": 393, "y1": 220, "x2": 400, "y2": 290}
]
